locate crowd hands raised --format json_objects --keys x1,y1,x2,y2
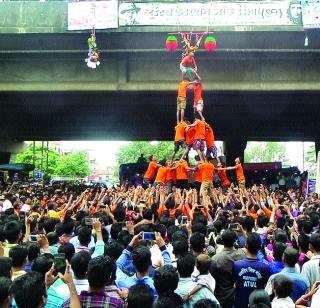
[{"x1": 0, "y1": 175, "x2": 319, "y2": 308}]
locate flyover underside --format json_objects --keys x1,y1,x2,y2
[
  {"x1": 0, "y1": 32, "x2": 320, "y2": 142},
  {"x1": 0, "y1": 91, "x2": 319, "y2": 141}
]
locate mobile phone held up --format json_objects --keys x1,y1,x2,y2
[
  {"x1": 182, "y1": 216, "x2": 188, "y2": 224},
  {"x1": 54, "y1": 253, "x2": 66, "y2": 273},
  {"x1": 142, "y1": 232, "x2": 156, "y2": 241}
]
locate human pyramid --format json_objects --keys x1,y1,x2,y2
[{"x1": 143, "y1": 33, "x2": 246, "y2": 195}]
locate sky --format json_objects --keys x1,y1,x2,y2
[{"x1": 58, "y1": 140, "x2": 315, "y2": 172}]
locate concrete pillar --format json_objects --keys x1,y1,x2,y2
[
  {"x1": 223, "y1": 137, "x2": 247, "y2": 166},
  {"x1": 0, "y1": 141, "x2": 26, "y2": 164},
  {"x1": 315, "y1": 139, "x2": 320, "y2": 161}
]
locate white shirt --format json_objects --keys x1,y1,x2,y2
[
  {"x1": 271, "y1": 297, "x2": 295, "y2": 308},
  {"x1": 311, "y1": 288, "x2": 320, "y2": 308}
]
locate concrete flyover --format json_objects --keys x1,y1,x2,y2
[{"x1": 0, "y1": 1, "x2": 320, "y2": 163}]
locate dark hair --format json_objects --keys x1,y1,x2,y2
[
  {"x1": 9, "y1": 245, "x2": 28, "y2": 268},
  {"x1": 61, "y1": 220, "x2": 75, "y2": 235},
  {"x1": 298, "y1": 233, "x2": 309, "y2": 253},
  {"x1": 132, "y1": 245, "x2": 151, "y2": 273},
  {"x1": 196, "y1": 254, "x2": 211, "y2": 275},
  {"x1": 242, "y1": 216, "x2": 255, "y2": 233},
  {"x1": 283, "y1": 247, "x2": 299, "y2": 267},
  {"x1": 273, "y1": 242, "x2": 287, "y2": 262},
  {"x1": 222, "y1": 229, "x2": 237, "y2": 247},
  {"x1": 3, "y1": 221, "x2": 21, "y2": 243},
  {"x1": 302, "y1": 220, "x2": 313, "y2": 234},
  {"x1": 127, "y1": 284, "x2": 154, "y2": 308},
  {"x1": 191, "y1": 223, "x2": 207, "y2": 236},
  {"x1": 172, "y1": 240, "x2": 189, "y2": 257},
  {"x1": 104, "y1": 241, "x2": 124, "y2": 260},
  {"x1": 110, "y1": 223, "x2": 123, "y2": 240},
  {"x1": 273, "y1": 274, "x2": 294, "y2": 298},
  {"x1": 190, "y1": 232, "x2": 205, "y2": 253},
  {"x1": 248, "y1": 289, "x2": 271, "y2": 308},
  {"x1": 58, "y1": 243, "x2": 75, "y2": 262},
  {"x1": 26, "y1": 242, "x2": 41, "y2": 262},
  {"x1": 171, "y1": 230, "x2": 188, "y2": 242},
  {"x1": 10, "y1": 272, "x2": 46, "y2": 308},
  {"x1": 153, "y1": 265, "x2": 179, "y2": 296},
  {"x1": 194, "y1": 299, "x2": 220, "y2": 308},
  {"x1": 0, "y1": 257, "x2": 12, "y2": 278},
  {"x1": 246, "y1": 233, "x2": 261, "y2": 254},
  {"x1": 154, "y1": 296, "x2": 182, "y2": 308},
  {"x1": 32, "y1": 255, "x2": 54, "y2": 275},
  {"x1": 46, "y1": 232, "x2": 59, "y2": 246},
  {"x1": 310, "y1": 233, "x2": 320, "y2": 252},
  {"x1": 274, "y1": 230, "x2": 288, "y2": 244},
  {"x1": 143, "y1": 208, "x2": 153, "y2": 221},
  {"x1": 71, "y1": 251, "x2": 91, "y2": 280},
  {"x1": 43, "y1": 218, "x2": 60, "y2": 234},
  {"x1": 0, "y1": 277, "x2": 11, "y2": 307},
  {"x1": 77, "y1": 226, "x2": 92, "y2": 246},
  {"x1": 87, "y1": 256, "x2": 116, "y2": 288},
  {"x1": 113, "y1": 206, "x2": 126, "y2": 222},
  {"x1": 177, "y1": 253, "x2": 195, "y2": 278}
]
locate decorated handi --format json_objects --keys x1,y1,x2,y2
[{"x1": 85, "y1": 27, "x2": 100, "y2": 69}]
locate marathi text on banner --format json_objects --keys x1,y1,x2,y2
[{"x1": 119, "y1": 1, "x2": 303, "y2": 27}]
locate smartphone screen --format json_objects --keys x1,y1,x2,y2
[
  {"x1": 54, "y1": 253, "x2": 66, "y2": 273},
  {"x1": 85, "y1": 218, "x2": 93, "y2": 226},
  {"x1": 142, "y1": 232, "x2": 155, "y2": 241},
  {"x1": 182, "y1": 216, "x2": 188, "y2": 224},
  {"x1": 29, "y1": 235, "x2": 38, "y2": 242}
]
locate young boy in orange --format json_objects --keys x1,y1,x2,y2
[
  {"x1": 170, "y1": 159, "x2": 189, "y2": 190},
  {"x1": 224, "y1": 157, "x2": 246, "y2": 189},
  {"x1": 193, "y1": 82, "x2": 204, "y2": 121},
  {"x1": 205, "y1": 123, "x2": 219, "y2": 161},
  {"x1": 180, "y1": 120, "x2": 195, "y2": 161},
  {"x1": 171, "y1": 120, "x2": 187, "y2": 162},
  {"x1": 177, "y1": 80, "x2": 188, "y2": 123},
  {"x1": 143, "y1": 155, "x2": 162, "y2": 187}
]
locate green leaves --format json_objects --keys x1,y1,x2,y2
[{"x1": 15, "y1": 145, "x2": 90, "y2": 178}]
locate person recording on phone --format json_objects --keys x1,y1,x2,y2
[{"x1": 115, "y1": 232, "x2": 172, "y2": 298}]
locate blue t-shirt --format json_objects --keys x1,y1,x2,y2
[{"x1": 233, "y1": 257, "x2": 270, "y2": 308}]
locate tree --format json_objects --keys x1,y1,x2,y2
[
  {"x1": 305, "y1": 145, "x2": 316, "y2": 174},
  {"x1": 244, "y1": 142, "x2": 286, "y2": 163},
  {"x1": 16, "y1": 146, "x2": 90, "y2": 178},
  {"x1": 54, "y1": 151, "x2": 90, "y2": 178},
  {"x1": 15, "y1": 145, "x2": 60, "y2": 175},
  {"x1": 116, "y1": 141, "x2": 174, "y2": 165}
]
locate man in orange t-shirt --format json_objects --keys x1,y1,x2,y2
[
  {"x1": 180, "y1": 121, "x2": 195, "y2": 161},
  {"x1": 198, "y1": 156, "x2": 215, "y2": 198},
  {"x1": 171, "y1": 159, "x2": 189, "y2": 190},
  {"x1": 225, "y1": 157, "x2": 246, "y2": 189},
  {"x1": 143, "y1": 155, "x2": 161, "y2": 187},
  {"x1": 217, "y1": 162, "x2": 231, "y2": 192},
  {"x1": 193, "y1": 156, "x2": 203, "y2": 192},
  {"x1": 171, "y1": 120, "x2": 187, "y2": 162},
  {"x1": 166, "y1": 163, "x2": 176, "y2": 193},
  {"x1": 188, "y1": 115, "x2": 206, "y2": 162},
  {"x1": 154, "y1": 160, "x2": 169, "y2": 188}
]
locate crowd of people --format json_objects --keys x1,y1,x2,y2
[{"x1": 0, "y1": 172, "x2": 319, "y2": 308}]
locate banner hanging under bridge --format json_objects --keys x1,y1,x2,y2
[{"x1": 119, "y1": 1, "x2": 303, "y2": 27}]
